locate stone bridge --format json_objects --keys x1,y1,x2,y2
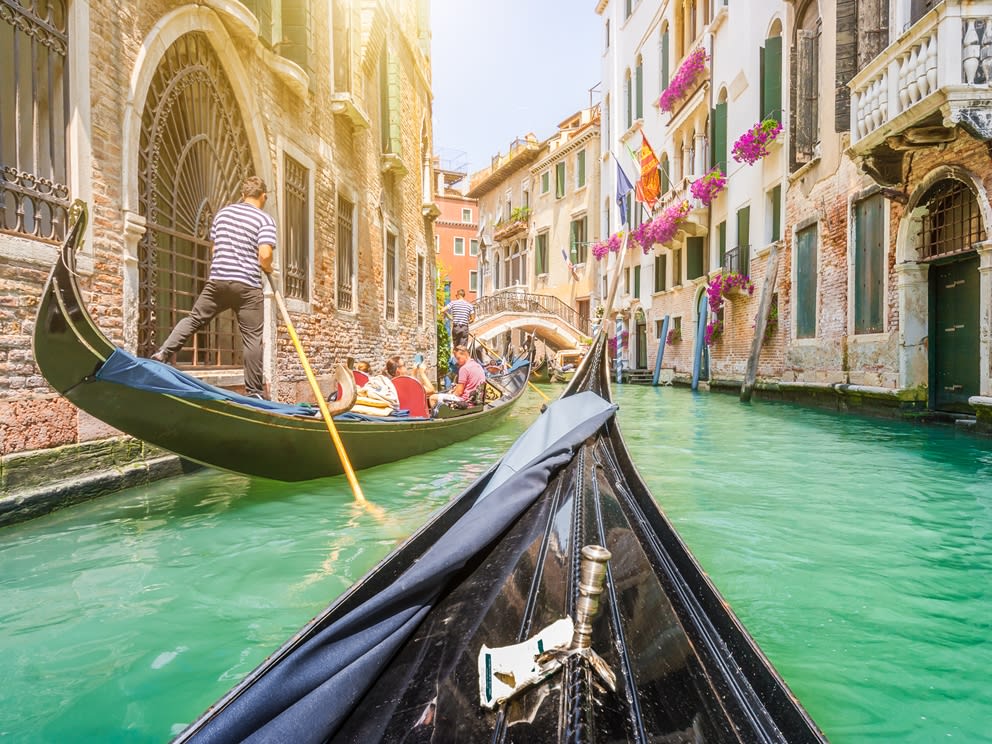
[{"x1": 470, "y1": 290, "x2": 591, "y2": 351}]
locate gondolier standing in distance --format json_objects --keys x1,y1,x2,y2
[
  {"x1": 150, "y1": 176, "x2": 276, "y2": 399},
  {"x1": 442, "y1": 288, "x2": 474, "y2": 350}
]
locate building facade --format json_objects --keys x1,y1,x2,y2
[
  {"x1": 596, "y1": 0, "x2": 992, "y2": 425},
  {"x1": 433, "y1": 166, "x2": 479, "y2": 302},
  {"x1": 1, "y1": 0, "x2": 437, "y2": 491}
]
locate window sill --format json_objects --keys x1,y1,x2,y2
[
  {"x1": 330, "y1": 93, "x2": 371, "y2": 129},
  {"x1": 263, "y1": 49, "x2": 309, "y2": 99},
  {"x1": 754, "y1": 239, "x2": 783, "y2": 258},
  {"x1": 285, "y1": 296, "x2": 311, "y2": 314},
  {"x1": 848, "y1": 331, "x2": 891, "y2": 344},
  {"x1": 792, "y1": 335, "x2": 819, "y2": 346}
]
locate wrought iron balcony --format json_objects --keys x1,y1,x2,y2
[
  {"x1": 722, "y1": 245, "x2": 750, "y2": 277},
  {"x1": 849, "y1": 1, "x2": 992, "y2": 184},
  {"x1": 656, "y1": 177, "x2": 708, "y2": 241}
]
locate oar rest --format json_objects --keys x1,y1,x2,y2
[{"x1": 391, "y1": 375, "x2": 430, "y2": 418}]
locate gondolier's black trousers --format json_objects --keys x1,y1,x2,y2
[
  {"x1": 157, "y1": 279, "x2": 265, "y2": 397},
  {"x1": 451, "y1": 322, "x2": 469, "y2": 349}
]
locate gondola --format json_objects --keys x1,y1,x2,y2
[
  {"x1": 173, "y1": 287, "x2": 827, "y2": 741},
  {"x1": 529, "y1": 355, "x2": 550, "y2": 384},
  {"x1": 33, "y1": 204, "x2": 530, "y2": 482}
]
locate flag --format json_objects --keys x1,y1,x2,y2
[
  {"x1": 635, "y1": 133, "x2": 661, "y2": 210},
  {"x1": 561, "y1": 247, "x2": 579, "y2": 281},
  {"x1": 615, "y1": 157, "x2": 634, "y2": 226}
]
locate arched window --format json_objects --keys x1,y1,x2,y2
[
  {"x1": 138, "y1": 32, "x2": 254, "y2": 362},
  {"x1": 919, "y1": 179, "x2": 986, "y2": 261},
  {"x1": 761, "y1": 21, "x2": 783, "y2": 122},
  {"x1": 493, "y1": 250, "x2": 501, "y2": 290},
  {"x1": 2, "y1": 0, "x2": 70, "y2": 240},
  {"x1": 635, "y1": 55, "x2": 644, "y2": 120},
  {"x1": 791, "y1": 1, "x2": 821, "y2": 170},
  {"x1": 624, "y1": 68, "x2": 633, "y2": 130},
  {"x1": 659, "y1": 23, "x2": 670, "y2": 90}
]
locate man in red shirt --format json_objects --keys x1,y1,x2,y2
[{"x1": 431, "y1": 345, "x2": 486, "y2": 408}]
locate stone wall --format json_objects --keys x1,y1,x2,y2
[{"x1": 1, "y1": 2, "x2": 435, "y2": 478}]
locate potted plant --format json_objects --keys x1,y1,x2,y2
[
  {"x1": 658, "y1": 48, "x2": 709, "y2": 114},
  {"x1": 666, "y1": 326, "x2": 682, "y2": 346},
  {"x1": 690, "y1": 168, "x2": 727, "y2": 206}
]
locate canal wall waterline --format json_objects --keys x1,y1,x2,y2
[{"x1": 0, "y1": 437, "x2": 196, "y2": 528}]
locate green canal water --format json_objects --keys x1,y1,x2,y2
[{"x1": 1, "y1": 386, "x2": 991, "y2": 742}]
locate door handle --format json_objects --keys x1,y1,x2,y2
[{"x1": 944, "y1": 385, "x2": 963, "y2": 392}]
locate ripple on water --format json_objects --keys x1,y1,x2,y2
[{"x1": 2, "y1": 386, "x2": 991, "y2": 742}]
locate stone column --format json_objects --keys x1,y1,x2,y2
[
  {"x1": 694, "y1": 132, "x2": 708, "y2": 178},
  {"x1": 896, "y1": 261, "x2": 929, "y2": 393},
  {"x1": 977, "y1": 241, "x2": 992, "y2": 396},
  {"x1": 122, "y1": 211, "x2": 146, "y2": 353}
]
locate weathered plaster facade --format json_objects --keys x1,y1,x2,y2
[{"x1": 1, "y1": 0, "x2": 436, "y2": 506}]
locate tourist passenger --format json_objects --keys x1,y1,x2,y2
[
  {"x1": 150, "y1": 176, "x2": 275, "y2": 399},
  {"x1": 430, "y1": 345, "x2": 486, "y2": 409},
  {"x1": 355, "y1": 361, "x2": 371, "y2": 374},
  {"x1": 351, "y1": 356, "x2": 404, "y2": 416},
  {"x1": 442, "y1": 289, "x2": 474, "y2": 349}
]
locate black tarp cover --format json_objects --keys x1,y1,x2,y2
[{"x1": 184, "y1": 391, "x2": 617, "y2": 744}]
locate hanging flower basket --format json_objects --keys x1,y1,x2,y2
[
  {"x1": 666, "y1": 327, "x2": 682, "y2": 346},
  {"x1": 658, "y1": 48, "x2": 709, "y2": 114},
  {"x1": 592, "y1": 231, "x2": 624, "y2": 261},
  {"x1": 731, "y1": 118, "x2": 783, "y2": 166},
  {"x1": 704, "y1": 319, "x2": 724, "y2": 346},
  {"x1": 689, "y1": 168, "x2": 727, "y2": 206}
]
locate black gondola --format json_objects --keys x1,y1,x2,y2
[
  {"x1": 174, "y1": 304, "x2": 827, "y2": 741},
  {"x1": 33, "y1": 205, "x2": 530, "y2": 482}
]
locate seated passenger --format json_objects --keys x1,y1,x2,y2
[
  {"x1": 355, "y1": 360, "x2": 372, "y2": 374},
  {"x1": 430, "y1": 345, "x2": 486, "y2": 409},
  {"x1": 351, "y1": 355, "x2": 404, "y2": 416}
]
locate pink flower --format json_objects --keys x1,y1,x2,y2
[
  {"x1": 658, "y1": 48, "x2": 709, "y2": 114},
  {"x1": 689, "y1": 168, "x2": 727, "y2": 206},
  {"x1": 732, "y1": 119, "x2": 783, "y2": 166}
]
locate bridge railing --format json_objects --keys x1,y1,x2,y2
[{"x1": 474, "y1": 290, "x2": 590, "y2": 335}]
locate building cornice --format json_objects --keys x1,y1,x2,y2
[{"x1": 531, "y1": 128, "x2": 599, "y2": 172}]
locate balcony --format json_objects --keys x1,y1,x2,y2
[
  {"x1": 656, "y1": 177, "x2": 708, "y2": 242},
  {"x1": 849, "y1": 1, "x2": 992, "y2": 185},
  {"x1": 722, "y1": 245, "x2": 750, "y2": 277},
  {"x1": 493, "y1": 207, "x2": 531, "y2": 242}
]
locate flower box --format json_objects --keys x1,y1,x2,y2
[{"x1": 658, "y1": 48, "x2": 709, "y2": 114}]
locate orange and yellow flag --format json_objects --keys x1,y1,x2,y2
[{"x1": 635, "y1": 133, "x2": 661, "y2": 211}]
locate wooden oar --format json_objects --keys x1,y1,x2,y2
[{"x1": 265, "y1": 274, "x2": 366, "y2": 503}]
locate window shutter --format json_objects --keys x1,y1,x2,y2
[
  {"x1": 661, "y1": 155, "x2": 671, "y2": 194},
  {"x1": 858, "y1": 0, "x2": 890, "y2": 70},
  {"x1": 634, "y1": 265, "x2": 641, "y2": 298},
  {"x1": 686, "y1": 237, "x2": 704, "y2": 280},
  {"x1": 718, "y1": 221, "x2": 726, "y2": 265},
  {"x1": 835, "y1": 0, "x2": 857, "y2": 132},
  {"x1": 635, "y1": 61, "x2": 644, "y2": 120},
  {"x1": 763, "y1": 36, "x2": 783, "y2": 122},
  {"x1": 771, "y1": 185, "x2": 782, "y2": 242},
  {"x1": 737, "y1": 206, "x2": 750, "y2": 276},
  {"x1": 855, "y1": 195, "x2": 885, "y2": 334},
  {"x1": 281, "y1": 0, "x2": 311, "y2": 73},
  {"x1": 661, "y1": 30, "x2": 670, "y2": 89},
  {"x1": 654, "y1": 254, "x2": 667, "y2": 292},
  {"x1": 625, "y1": 74, "x2": 633, "y2": 129},
  {"x1": 794, "y1": 29, "x2": 819, "y2": 167},
  {"x1": 711, "y1": 102, "x2": 727, "y2": 171},
  {"x1": 796, "y1": 225, "x2": 818, "y2": 338}
]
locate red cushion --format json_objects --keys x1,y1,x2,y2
[
  {"x1": 391, "y1": 375, "x2": 430, "y2": 418},
  {"x1": 353, "y1": 370, "x2": 369, "y2": 387}
]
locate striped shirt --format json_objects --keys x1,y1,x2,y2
[
  {"x1": 208, "y1": 202, "x2": 277, "y2": 288},
  {"x1": 445, "y1": 298, "x2": 474, "y2": 325}
]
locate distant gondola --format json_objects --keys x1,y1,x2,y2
[
  {"x1": 173, "y1": 286, "x2": 827, "y2": 741},
  {"x1": 530, "y1": 355, "x2": 550, "y2": 383},
  {"x1": 33, "y1": 205, "x2": 530, "y2": 482}
]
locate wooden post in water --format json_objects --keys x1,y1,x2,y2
[
  {"x1": 741, "y1": 241, "x2": 781, "y2": 403},
  {"x1": 653, "y1": 315, "x2": 670, "y2": 386}
]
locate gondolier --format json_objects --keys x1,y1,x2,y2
[
  {"x1": 150, "y1": 176, "x2": 275, "y2": 399},
  {"x1": 442, "y1": 289, "x2": 474, "y2": 349}
]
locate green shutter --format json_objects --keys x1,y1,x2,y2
[
  {"x1": 556, "y1": 162, "x2": 565, "y2": 198},
  {"x1": 635, "y1": 62, "x2": 643, "y2": 120},
  {"x1": 535, "y1": 234, "x2": 545, "y2": 275},
  {"x1": 711, "y1": 102, "x2": 727, "y2": 171},
  {"x1": 854, "y1": 195, "x2": 885, "y2": 334},
  {"x1": 718, "y1": 221, "x2": 727, "y2": 265},
  {"x1": 570, "y1": 221, "x2": 579, "y2": 264},
  {"x1": 634, "y1": 265, "x2": 641, "y2": 298},
  {"x1": 577, "y1": 151, "x2": 586, "y2": 187},
  {"x1": 736, "y1": 206, "x2": 750, "y2": 275},
  {"x1": 281, "y1": 0, "x2": 311, "y2": 72},
  {"x1": 654, "y1": 254, "x2": 666, "y2": 292},
  {"x1": 686, "y1": 237, "x2": 704, "y2": 280},
  {"x1": 796, "y1": 225, "x2": 818, "y2": 338},
  {"x1": 661, "y1": 30, "x2": 670, "y2": 89},
  {"x1": 763, "y1": 36, "x2": 783, "y2": 121},
  {"x1": 672, "y1": 247, "x2": 681, "y2": 285},
  {"x1": 771, "y1": 184, "x2": 782, "y2": 241},
  {"x1": 661, "y1": 156, "x2": 670, "y2": 194}
]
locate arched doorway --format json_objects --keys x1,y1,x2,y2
[
  {"x1": 918, "y1": 178, "x2": 984, "y2": 411},
  {"x1": 137, "y1": 32, "x2": 254, "y2": 365}
]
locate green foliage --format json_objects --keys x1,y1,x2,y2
[{"x1": 435, "y1": 264, "x2": 451, "y2": 377}]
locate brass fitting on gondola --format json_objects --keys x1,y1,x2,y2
[{"x1": 570, "y1": 544, "x2": 612, "y2": 650}]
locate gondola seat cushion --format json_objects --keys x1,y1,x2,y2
[{"x1": 391, "y1": 375, "x2": 430, "y2": 418}]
